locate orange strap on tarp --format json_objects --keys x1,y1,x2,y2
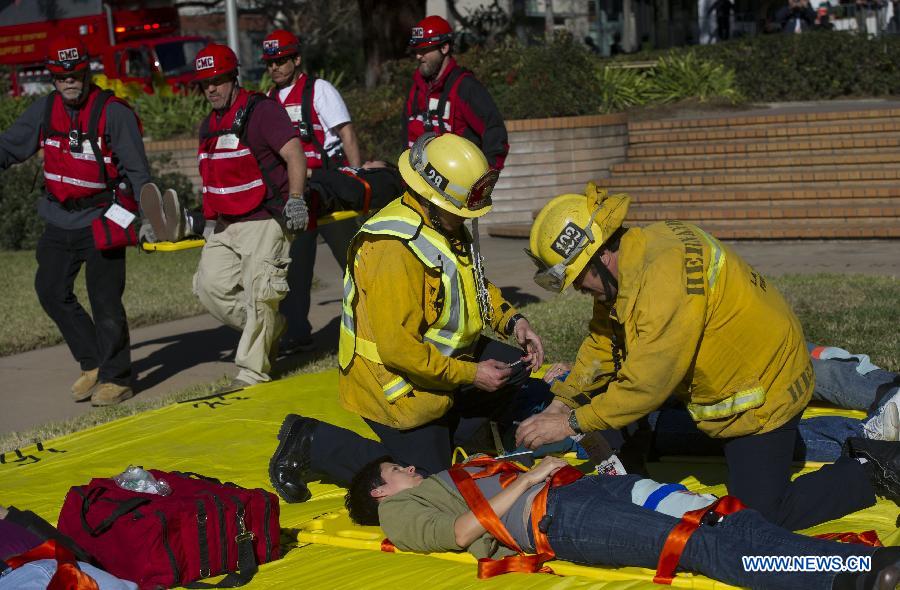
[
  {"x1": 814, "y1": 530, "x2": 883, "y2": 547},
  {"x1": 448, "y1": 458, "x2": 583, "y2": 579},
  {"x1": 5, "y1": 539, "x2": 100, "y2": 590},
  {"x1": 653, "y1": 495, "x2": 746, "y2": 585},
  {"x1": 380, "y1": 538, "x2": 397, "y2": 553},
  {"x1": 338, "y1": 168, "x2": 373, "y2": 215}
]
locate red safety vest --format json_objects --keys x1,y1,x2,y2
[
  {"x1": 269, "y1": 74, "x2": 334, "y2": 169},
  {"x1": 198, "y1": 89, "x2": 269, "y2": 218},
  {"x1": 405, "y1": 60, "x2": 472, "y2": 148},
  {"x1": 40, "y1": 86, "x2": 124, "y2": 204}
]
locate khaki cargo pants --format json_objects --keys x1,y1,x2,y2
[{"x1": 194, "y1": 217, "x2": 291, "y2": 384}]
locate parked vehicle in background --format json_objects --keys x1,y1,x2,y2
[{"x1": 0, "y1": 0, "x2": 206, "y2": 96}]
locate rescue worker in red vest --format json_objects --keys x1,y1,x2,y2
[
  {"x1": 0, "y1": 35, "x2": 153, "y2": 406},
  {"x1": 261, "y1": 29, "x2": 364, "y2": 355},
  {"x1": 268, "y1": 134, "x2": 546, "y2": 503},
  {"x1": 404, "y1": 15, "x2": 509, "y2": 171},
  {"x1": 514, "y1": 185, "x2": 900, "y2": 531},
  {"x1": 192, "y1": 44, "x2": 307, "y2": 392}
]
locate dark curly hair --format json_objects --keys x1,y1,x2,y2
[{"x1": 345, "y1": 455, "x2": 393, "y2": 526}]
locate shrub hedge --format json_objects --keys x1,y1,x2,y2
[
  {"x1": 0, "y1": 32, "x2": 897, "y2": 174},
  {"x1": 693, "y1": 32, "x2": 900, "y2": 101}
]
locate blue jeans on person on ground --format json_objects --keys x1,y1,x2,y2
[
  {"x1": 652, "y1": 345, "x2": 899, "y2": 463},
  {"x1": 0, "y1": 560, "x2": 137, "y2": 590},
  {"x1": 808, "y1": 342, "x2": 900, "y2": 412},
  {"x1": 538, "y1": 476, "x2": 877, "y2": 590}
]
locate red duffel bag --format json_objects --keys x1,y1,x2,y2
[{"x1": 57, "y1": 470, "x2": 280, "y2": 589}]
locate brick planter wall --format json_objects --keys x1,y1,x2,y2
[{"x1": 141, "y1": 113, "x2": 630, "y2": 227}]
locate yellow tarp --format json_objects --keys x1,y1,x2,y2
[{"x1": 1, "y1": 370, "x2": 897, "y2": 589}]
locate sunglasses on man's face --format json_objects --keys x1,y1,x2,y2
[
  {"x1": 198, "y1": 75, "x2": 234, "y2": 90},
  {"x1": 265, "y1": 55, "x2": 293, "y2": 68},
  {"x1": 52, "y1": 72, "x2": 84, "y2": 83}
]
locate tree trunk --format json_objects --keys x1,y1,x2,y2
[
  {"x1": 544, "y1": 0, "x2": 554, "y2": 36},
  {"x1": 357, "y1": 0, "x2": 427, "y2": 87}
]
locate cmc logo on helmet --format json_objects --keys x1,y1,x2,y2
[
  {"x1": 58, "y1": 48, "x2": 79, "y2": 61},
  {"x1": 196, "y1": 55, "x2": 215, "y2": 70},
  {"x1": 411, "y1": 27, "x2": 424, "y2": 39},
  {"x1": 551, "y1": 223, "x2": 587, "y2": 259},
  {"x1": 263, "y1": 39, "x2": 279, "y2": 52}
]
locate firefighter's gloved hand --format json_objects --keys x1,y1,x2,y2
[
  {"x1": 139, "y1": 220, "x2": 157, "y2": 244},
  {"x1": 203, "y1": 220, "x2": 216, "y2": 240},
  {"x1": 284, "y1": 196, "x2": 309, "y2": 231}
]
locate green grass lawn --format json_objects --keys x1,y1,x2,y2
[
  {"x1": 1, "y1": 273, "x2": 897, "y2": 453},
  {"x1": 0, "y1": 248, "x2": 204, "y2": 356}
]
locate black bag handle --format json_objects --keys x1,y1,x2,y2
[
  {"x1": 79, "y1": 486, "x2": 151, "y2": 537},
  {"x1": 185, "y1": 496, "x2": 258, "y2": 588}
]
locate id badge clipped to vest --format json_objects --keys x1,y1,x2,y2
[{"x1": 91, "y1": 182, "x2": 139, "y2": 251}]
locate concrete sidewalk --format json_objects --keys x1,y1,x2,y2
[{"x1": 1, "y1": 237, "x2": 897, "y2": 436}]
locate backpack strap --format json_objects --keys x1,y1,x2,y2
[
  {"x1": 300, "y1": 74, "x2": 331, "y2": 168},
  {"x1": 85, "y1": 89, "x2": 117, "y2": 187},
  {"x1": 237, "y1": 93, "x2": 282, "y2": 203},
  {"x1": 427, "y1": 66, "x2": 469, "y2": 134},
  {"x1": 41, "y1": 90, "x2": 64, "y2": 140}
]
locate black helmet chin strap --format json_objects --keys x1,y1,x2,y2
[
  {"x1": 591, "y1": 257, "x2": 619, "y2": 302},
  {"x1": 588, "y1": 227, "x2": 627, "y2": 302}
]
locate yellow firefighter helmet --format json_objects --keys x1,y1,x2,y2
[{"x1": 526, "y1": 183, "x2": 631, "y2": 292}]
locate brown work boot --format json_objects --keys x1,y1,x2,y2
[
  {"x1": 71, "y1": 368, "x2": 99, "y2": 402},
  {"x1": 91, "y1": 382, "x2": 134, "y2": 407}
]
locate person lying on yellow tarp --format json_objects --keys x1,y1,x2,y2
[
  {"x1": 345, "y1": 456, "x2": 900, "y2": 590},
  {"x1": 515, "y1": 185, "x2": 900, "y2": 532}
]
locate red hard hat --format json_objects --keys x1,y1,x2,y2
[
  {"x1": 46, "y1": 35, "x2": 89, "y2": 75},
  {"x1": 409, "y1": 15, "x2": 453, "y2": 49},
  {"x1": 262, "y1": 29, "x2": 301, "y2": 60},
  {"x1": 194, "y1": 43, "x2": 238, "y2": 81}
]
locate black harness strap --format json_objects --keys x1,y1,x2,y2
[
  {"x1": 200, "y1": 93, "x2": 282, "y2": 212},
  {"x1": 85, "y1": 89, "x2": 116, "y2": 187},
  {"x1": 298, "y1": 74, "x2": 333, "y2": 168},
  {"x1": 425, "y1": 66, "x2": 468, "y2": 134}
]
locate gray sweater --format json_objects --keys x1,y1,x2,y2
[{"x1": 0, "y1": 92, "x2": 151, "y2": 229}]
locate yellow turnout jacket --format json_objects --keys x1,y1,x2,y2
[
  {"x1": 553, "y1": 221, "x2": 813, "y2": 439},
  {"x1": 338, "y1": 194, "x2": 519, "y2": 430}
]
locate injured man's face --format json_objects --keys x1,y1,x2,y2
[{"x1": 371, "y1": 463, "x2": 424, "y2": 500}]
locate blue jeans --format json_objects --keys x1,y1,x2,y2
[
  {"x1": 538, "y1": 476, "x2": 876, "y2": 590},
  {"x1": 0, "y1": 560, "x2": 137, "y2": 590},
  {"x1": 809, "y1": 344, "x2": 899, "y2": 412},
  {"x1": 651, "y1": 408, "x2": 866, "y2": 463}
]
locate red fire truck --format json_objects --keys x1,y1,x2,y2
[{"x1": 0, "y1": 0, "x2": 207, "y2": 95}]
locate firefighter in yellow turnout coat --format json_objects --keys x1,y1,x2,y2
[
  {"x1": 268, "y1": 133, "x2": 548, "y2": 502},
  {"x1": 516, "y1": 185, "x2": 896, "y2": 531}
]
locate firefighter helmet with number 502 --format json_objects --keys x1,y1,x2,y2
[
  {"x1": 526, "y1": 184, "x2": 631, "y2": 293},
  {"x1": 46, "y1": 35, "x2": 90, "y2": 74},
  {"x1": 398, "y1": 133, "x2": 499, "y2": 219},
  {"x1": 193, "y1": 43, "x2": 239, "y2": 81},
  {"x1": 409, "y1": 15, "x2": 453, "y2": 49}
]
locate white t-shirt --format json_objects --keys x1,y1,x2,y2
[{"x1": 278, "y1": 77, "x2": 351, "y2": 155}]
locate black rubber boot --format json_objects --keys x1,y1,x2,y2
[
  {"x1": 842, "y1": 437, "x2": 900, "y2": 503},
  {"x1": 268, "y1": 414, "x2": 319, "y2": 503}
]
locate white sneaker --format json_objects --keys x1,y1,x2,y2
[{"x1": 863, "y1": 401, "x2": 900, "y2": 441}]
